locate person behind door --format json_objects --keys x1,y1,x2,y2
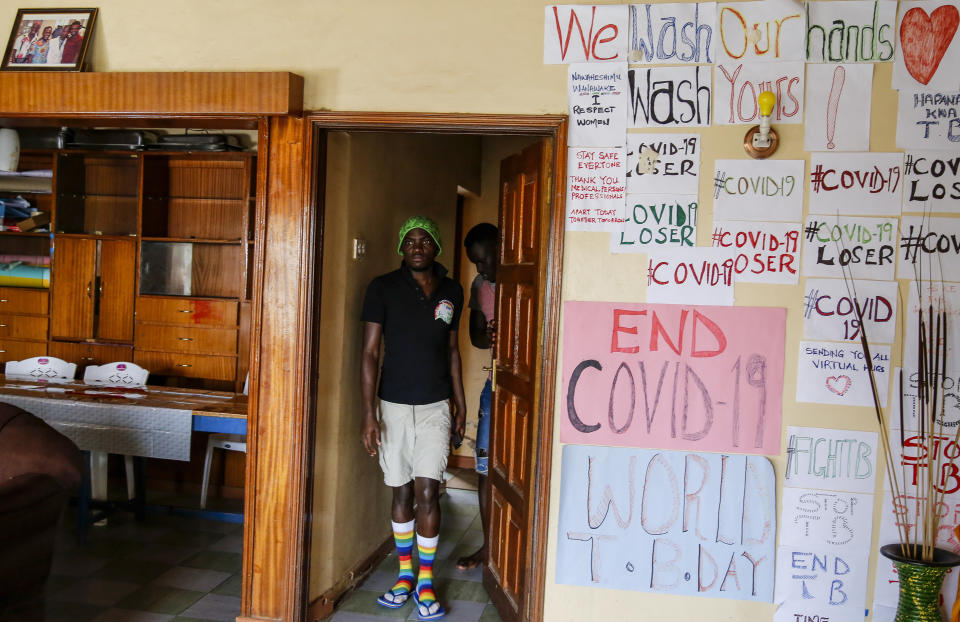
[
  {"x1": 361, "y1": 215, "x2": 467, "y2": 621},
  {"x1": 456, "y1": 222, "x2": 498, "y2": 571}
]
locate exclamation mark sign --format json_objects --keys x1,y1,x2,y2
[{"x1": 825, "y1": 66, "x2": 846, "y2": 150}]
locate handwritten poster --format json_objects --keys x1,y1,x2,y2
[
  {"x1": 796, "y1": 341, "x2": 891, "y2": 407},
  {"x1": 775, "y1": 501, "x2": 874, "y2": 622},
  {"x1": 892, "y1": 0, "x2": 960, "y2": 91},
  {"x1": 646, "y1": 247, "x2": 735, "y2": 306},
  {"x1": 803, "y1": 64, "x2": 873, "y2": 152},
  {"x1": 805, "y1": 0, "x2": 898, "y2": 63},
  {"x1": 784, "y1": 427, "x2": 879, "y2": 493},
  {"x1": 566, "y1": 147, "x2": 627, "y2": 232},
  {"x1": 891, "y1": 364, "x2": 960, "y2": 432},
  {"x1": 556, "y1": 444, "x2": 776, "y2": 601},
  {"x1": 801, "y1": 216, "x2": 899, "y2": 281},
  {"x1": 902, "y1": 151, "x2": 960, "y2": 213},
  {"x1": 714, "y1": 62, "x2": 805, "y2": 125},
  {"x1": 897, "y1": 215, "x2": 960, "y2": 282},
  {"x1": 904, "y1": 282, "x2": 960, "y2": 385},
  {"x1": 560, "y1": 301, "x2": 786, "y2": 454},
  {"x1": 774, "y1": 543, "x2": 871, "y2": 622},
  {"x1": 626, "y1": 133, "x2": 701, "y2": 195},
  {"x1": 544, "y1": 5, "x2": 629, "y2": 64},
  {"x1": 896, "y1": 90, "x2": 960, "y2": 149},
  {"x1": 568, "y1": 63, "x2": 629, "y2": 147},
  {"x1": 716, "y1": 0, "x2": 806, "y2": 62},
  {"x1": 808, "y1": 152, "x2": 904, "y2": 216},
  {"x1": 627, "y1": 66, "x2": 712, "y2": 128},
  {"x1": 777, "y1": 426, "x2": 877, "y2": 622},
  {"x1": 612, "y1": 195, "x2": 697, "y2": 252},
  {"x1": 713, "y1": 159, "x2": 804, "y2": 222},
  {"x1": 629, "y1": 3, "x2": 717, "y2": 64},
  {"x1": 710, "y1": 221, "x2": 801, "y2": 284},
  {"x1": 802, "y1": 278, "x2": 898, "y2": 344}
]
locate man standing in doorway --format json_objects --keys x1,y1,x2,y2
[
  {"x1": 456, "y1": 223, "x2": 497, "y2": 571},
  {"x1": 361, "y1": 216, "x2": 466, "y2": 621}
]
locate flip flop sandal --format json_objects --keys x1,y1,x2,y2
[
  {"x1": 377, "y1": 589, "x2": 410, "y2": 609},
  {"x1": 413, "y1": 591, "x2": 446, "y2": 620}
]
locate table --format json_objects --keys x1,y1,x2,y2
[
  {"x1": 0, "y1": 375, "x2": 248, "y2": 534},
  {"x1": 0, "y1": 375, "x2": 247, "y2": 460}
]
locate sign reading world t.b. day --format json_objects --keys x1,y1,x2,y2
[
  {"x1": 561, "y1": 301, "x2": 786, "y2": 455},
  {"x1": 556, "y1": 444, "x2": 776, "y2": 602}
]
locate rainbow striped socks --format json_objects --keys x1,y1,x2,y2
[
  {"x1": 377, "y1": 519, "x2": 415, "y2": 608},
  {"x1": 415, "y1": 533, "x2": 444, "y2": 620}
]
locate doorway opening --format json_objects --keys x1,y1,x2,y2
[{"x1": 302, "y1": 114, "x2": 566, "y2": 622}]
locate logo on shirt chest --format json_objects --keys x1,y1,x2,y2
[{"x1": 434, "y1": 300, "x2": 454, "y2": 325}]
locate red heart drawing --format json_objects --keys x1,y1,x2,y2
[
  {"x1": 900, "y1": 5, "x2": 960, "y2": 85},
  {"x1": 826, "y1": 375, "x2": 852, "y2": 396}
]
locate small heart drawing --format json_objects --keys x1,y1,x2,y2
[
  {"x1": 900, "y1": 5, "x2": 960, "y2": 85},
  {"x1": 826, "y1": 375, "x2": 852, "y2": 396}
]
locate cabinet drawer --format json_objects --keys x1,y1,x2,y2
[
  {"x1": 135, "y1": 325, "x2": 237, "y2": 355},
  {"x1": 0, "y1": 314, "x2": 47, "y2": 340},
  {"x1": 0, "y1": 340, "x2": 47, "y2": 364},
  {"x1": 134, "y1": 351, "x2": 236, "y2": 381},
  {"x1": 136, "y1": 297, "x2": 237, "y2": 327},
  {"x1": 0, "y1": 287, "x2": 49, "y2": 314},
  {"x1": 48, "y1": 342, "x2": 134, "y2": 367}
]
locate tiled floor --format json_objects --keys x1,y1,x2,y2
[
  {"x1": 39, "y1": 510, "x2": 243, "y2": 622},
  {"x1": 324, "y1": 486, "x2": 502, "y2": 622}
]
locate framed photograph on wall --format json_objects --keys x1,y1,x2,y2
[{"x1": 2, "y1": 8, "x2": 97, "y2": 71}]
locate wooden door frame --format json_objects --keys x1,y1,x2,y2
[{"x1": 259, "y1": 112, "x2": 566, "y2": 622}]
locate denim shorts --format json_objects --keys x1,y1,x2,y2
[{"x1": 475, "y1": 378, "x2": 491, "y2": 475}]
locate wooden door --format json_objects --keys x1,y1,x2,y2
[
  {"x1": 483, "y1": 141, "x2": 547, "y2": 622},
  {"x1": 51, "y1": 237, "x2": 96, "y2": 340},
  {"x1": 97, "y1": 239, "x2": 136, "y2": 341}
]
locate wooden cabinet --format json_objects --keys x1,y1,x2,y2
[
  {"x1": 48, "y1": 341, "x2": 133, "y2": 367},
  {"x1": 2, "y1": 143, "x2": 255, "y2": 388},
  {"x1": 50, "y1": 237, "x2": 135, "y2": 342}
]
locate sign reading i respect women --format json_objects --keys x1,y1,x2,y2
[
  {"x1": 713, "y1": 159, "x2": 804, "y2": 222},
  {"x1": 568, "y1": 63, "x2": 629, "y2": 147},
  {"x1": 560, "y1": 301, "x2": 786, "y2": 454}
]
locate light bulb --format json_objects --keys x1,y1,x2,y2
[{"x1": 758, "y1": 91, "x2": 776, "y2": 118}]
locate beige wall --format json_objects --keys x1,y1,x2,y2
[
  {"x1": 68, "y1": 1, "x2": 920, "y2": 618},
  {"x1": 311, "y1": 131, "x2": 480, "y2": 594}
]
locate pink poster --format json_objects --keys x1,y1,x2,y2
[{"x1": 561, "y1": 301, "x2": 786, "y2": 454}]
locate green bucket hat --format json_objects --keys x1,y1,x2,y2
[{"x1": 397, "y1": 215, "x2": 442, "y2": 256}]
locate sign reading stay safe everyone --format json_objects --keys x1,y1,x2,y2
[{"x1": 561, "y1": 301, "x2": 786, "y2": 454}]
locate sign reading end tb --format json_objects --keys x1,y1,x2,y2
[{"x1": 544, "y1": 5, "x2": 629, "y2": 64}]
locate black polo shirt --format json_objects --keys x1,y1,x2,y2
[{"x1": 361, "y1": 262, "x2": 464, "y2": 405}]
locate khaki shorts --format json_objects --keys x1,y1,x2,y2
[{"x1": 378, "y1": 399, "x2": 451, "y2": 486}]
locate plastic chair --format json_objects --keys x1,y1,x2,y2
[
  {"x1": 83, "y1": 362, "x2": 149, "y2": 502},
  {"x1": 5, "y1": 356, "x2": 76, "y2": 381},
  {"x1": 200, "y1": 373, "x2": 248, "y2": 509},
  {"x1": 82, "y1": 361, "x2": 149, "y2": 387}
]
